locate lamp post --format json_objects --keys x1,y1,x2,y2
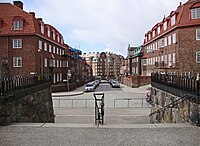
[{"x1": 67, "y1": 72, "x2": 71, "y2": 91}]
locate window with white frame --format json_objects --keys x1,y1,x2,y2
[
  {"x1": 196, "y1": 29, "x2": 200, "y2": 40},
  {"x1": 47, "y1": 27, "x2": 51, "y2": 37},
  {"x1": 148, "y1": 33, "x2": 151, "y2": 40},
  {"x1": 62, "y1": 50, "x2": 65, "y2": 55},
  {"x1": 161, "y1": 38, "x2": 165, "y2": 48},
  {"x1": 53, "y1": 30, "x2": 55, "y2": 40},
  {"x1": 53, "y1": 46, "x2": 56, "y2": 53},
  {"x1": 171, "y1": 15, "x2": 176, "y2": 26},
  {"x1": 152, "y1": 30, "x2": 155, "y2": 38},
  {"x1": 172, "y1": 33, "x2": 176, "y2": 43},
  {"x1": 196, "y1": 51, "x2": 200, "y2": 63},
  {"x1": 44, "y1": 58, "x2": 48, "y2": 67},
  {"x1": 57, "y1": 48, "x2": 59, "y2": 54},
  {"x1": 172, "y1": 53, "x2": 176, "y2": 63},
  {"x1": 53, "y1": 60, "x2": 55, "y2": 67},
  {"x1": 13, "y1": 39, "x2": 22, "y2": 48},
  {"x1": 57, "y1": 34, "x2": 60, "y2": 42},
  {"x1": 57, "y1": 60, "x2": 59, "y2": 67},
  {"x1": 13, "y1": 57, "x2": 22, "y2": 67},
  {"x1": 164, "y1": 21, "x2": 167, "y2": 31},
  {"x1": 157, "y1": 26, "x2": 160, "y2": 34},
  {"x1": 40, "y1": 23, "x2": 44, "y2": 34},
  {"x1": 60, "y1": 60, "x2": 62, "y2": 67},
  {"x1": 164, "y1": 55, "x2": 167, "y2": 64},
  {"x1": 60, "y1": 49, "x2": 62, "y2": 55},
  {"x1": 44, "y1": 43, "x2": 47, "y2": 51},
  {"x1": 164, "y1": 37, "x2": 168, "y2": 46},
  {"x1": 161, "y1": 55, "x2": 164, "y2": 62},
  {"x1": 49, "y1": 44, "x2": 52, "y2": 52},
  {"x1": 13, "y1": 20, "x2": 23, "y2": 30},
  {"x1": 168, "y1": 35, "x2": 171, "y2": 45},
  {"x1": 192, "y1": 8, "x2": 200, "y2": 19},
  {"x1": 66, "y1": 61, "x2": 69, "y2": 67},
  {"x1": 168, "y1": 54, "x2": 172, "y2": 66},
  {"x1": 39, "y1": 40, "x2": 42, "y2": 49}
]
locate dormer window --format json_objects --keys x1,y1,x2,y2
[
  {"x1": 57, "y1": 33, "x2": 60, "y2": 42},
  {"x1": 52, "y1": 30, "x2": 55, "y2": 40},
  {"x1": 164, "y1": 21, "x2": 167, "y2": 31},
  {"x1": 152, "y1": 30, "x2": 155, "y2": 38},
  {"x1": 171, "y1": 15, "x2": 176, "y2": 26},
  {"x1": 47, "y1": 27, "x2": 50, "y2": 37},
  {"x1": 191, "y1": 8, "x2": 200, "y2": 19},
  {"x1": 157, "y1": 26, "x2": 160, "y2": 35},
  {"x1": 13, "y1": 17, "x2": 23, "y2": 30},
  {"x1": 40, "y1": 22, "x2": 44, "y2": 34},
  {"x1": 148, "y1": 33, "x2": 151, "y2": 40}
]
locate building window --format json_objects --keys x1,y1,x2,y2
[
  {"x1": 47, "y1": 27, "x2": 51, "y2": 37},
  {"x1": 53, "y1": 46, "x2": 56, "y2": 53},
  {"x1": 39, "y1": 40, "x2": 42, "y2": 49},
  {"x1": 53, "y1": 30, "x2": 55, "y2": 40},
  {"x1": 164, "y1": 37, "x2": 167, "y2": 46},
  {"x1": 57, "y1": 60, "x2": 59, "y2": 67},
  {"x1": 192, "y1": 8, "x2": 200, "y2": 19},
  {"x1": 164, "y1": 21, "x2": 167, "y2": 31},
  {"x1": 172, "y1": 53, "x2": 176, "y2": 63},
  {"x1": 148, "y1": 33, "x2": 151, "y2": 40},
  {"x1": 44, "y1": 58, "x2": 48, "y2": 67},
  {"x1": 152, "y1": 30, "x2": 155, "y2": 38},
  {"x1": 168, "y1": 35, "x2": 171, "y2": 45},
  {"x1": 44, "y1": 43, "x2": 47, "y2": 51},
  {"x1": 49, "y1": 44, "x2": 52, "y2": 52},
  {"x1": 196, "y1": 29, "x2": 200, "y2": 40},
  {"x1": 171, "y1": 15, "x2": 176, "y2": 26},
  {"x1": 57, "y1": 34, "x2": 60, "y2": 42},
  {"x1": 57, "y1": 48, "x2": 59, "y2": 54},
  {"x1": 13, "y1": 39, "x2": 22, "y2": 48},
  {"x1": 196, "y1": 51, "x2": 200, "y2": 63},
  {"x1": 157, "y1": 26, "x2": 160, "y2": 35},
  {"x1": 172, "y1": 33, "x2": 176, "y2": 44},
  {"x1": 13, "y1": 57, "x2": 22, "y2": 67},
  {"x1": 13, "y1": 20, "x2": 23, "y2": 30},
  {"x1": 40, "y1": 23, "x2": 44, "y2": 34}
]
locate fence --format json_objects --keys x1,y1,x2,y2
[
  {"x1": 114, "y1": 98, "x2": 148, "y2": 108},
  {"x1": 0, "y1": 74, "x2": 50, "y2": 96},
  {"x1": 53, "y1": 98, "x2": 94, "y2": 108},
  {"x1": 151, "y1": 73, "x2": 200, "y2": 96}
]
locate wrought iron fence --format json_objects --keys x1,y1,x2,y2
[
  {"x1": 151, "y1": 73, "x2": 200, "y2": 96},
  {"x1": 0, "y1": 74, "x2": 50, "y2": 96}
]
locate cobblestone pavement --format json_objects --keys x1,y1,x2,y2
[{"x1": 0, "y1": 124, "x2": 199, "y2": 146}]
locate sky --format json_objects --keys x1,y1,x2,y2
[{"x1": 1, "y1": 0, "x2": 188, "y2": 57}]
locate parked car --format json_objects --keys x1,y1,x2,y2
[
  {"x1": 111, "y1": 81, "x2": 120, "y2": 88},
  {"x1": 84, "y1": 82, "x2": 96, "y2": 92}
]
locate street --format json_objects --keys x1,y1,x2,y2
[{"x1": 53, "y1": 82, "x2": 151, "y2": 124}]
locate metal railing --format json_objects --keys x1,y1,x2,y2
[
  {"x1": 114, "y1": 98, "x2": 148, "y2": 108},
  {"x1": 151, "y1": 73, "x2": 200, "y2": 96},
  {"x1": 53, "y1": 98, "x2": 94, "y2": 108},
  {"x1": 0, "y1": 74, "x2": 50, "y2": 96}
]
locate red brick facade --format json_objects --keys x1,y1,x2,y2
[{"x1": 143, "y1": 0, "x2": 200, "y2": 77}]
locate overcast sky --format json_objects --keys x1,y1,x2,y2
[{"x1": 2, "y1": 0, "x2": 188, "y2": 56}]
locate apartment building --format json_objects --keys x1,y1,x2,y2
[
  {"x1": 143, "y1": 0, "x2": 200, "y2": 77},
  {"x1": 82, "y1": 52, "x2": 124, "y2": 79},
  {"x1": 127, "y1": 45, "x2": 143, "y2": 75}
]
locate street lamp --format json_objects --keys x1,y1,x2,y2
[{"x1": 67, "y1": 72, "x2": 71, "y2": 91}]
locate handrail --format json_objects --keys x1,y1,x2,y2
[{"x1": 149, "y1": 95, "x2": 189, "y2": 117}]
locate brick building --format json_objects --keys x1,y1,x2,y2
[
  {"x1": 142, "y1": 0, "x2": 200, "y2": 77},
  {"x1": 82, "y1": 52, "x2": 124, "y2": 79},
  {"x1": 0, "y1": 1, "x2": 68, "y2": 84}
]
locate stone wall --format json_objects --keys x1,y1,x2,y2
[
  {"x1": 120, "y1": 75, "x2": 151, "y2": 88},
  {"x1": 0, "y1": 82, "x2": 54, "y2": 126},
  {"x1": 150, "y1": 87, "x2": 200, "y2": 125}
]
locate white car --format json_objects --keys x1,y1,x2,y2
[
  {"x1": 111, "y1": 81, "x2": 120, "y2": 88},
  {"x1": 84, "y1": 82, "x2": 96, "y2": 92}
]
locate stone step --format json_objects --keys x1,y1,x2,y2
[{"x1": 10, "y1": 123, "x2": 192, "y2": 129}]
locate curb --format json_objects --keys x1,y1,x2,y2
[{"x1": 52, "y1": 91, "x2": 84, "y2": 97}]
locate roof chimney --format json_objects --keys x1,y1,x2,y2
[
  {"x1": 29, "y1": 12, "x2": 35, "y2": 18},
  {"x1": 13, "y1": 1, "x2": 23, "y2": 10}
]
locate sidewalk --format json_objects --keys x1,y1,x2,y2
[{"x1": 52, "y1": 86, "x2": 84, "y2": 97}]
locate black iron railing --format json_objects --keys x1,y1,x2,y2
[
  {"x1": 151, "y1": 73, "x2": 200, "y2": 96},
  {"x1": 0, "y1": 74, "x2": 50, "y2": 96}
]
